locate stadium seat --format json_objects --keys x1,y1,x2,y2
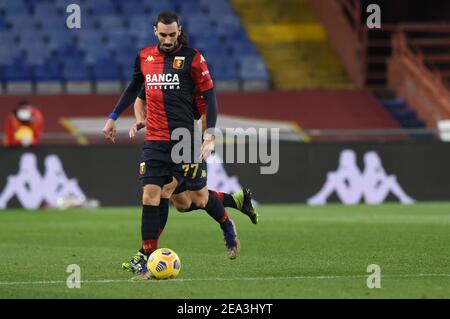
[
  {"x1": 47, "y1": 30, "x2": 77, "y2": 51},
  {"x1": 3, "y1": 61, "x2": 33, "y2": 81},
  {"x1": 85, "y1": 0, "x2": 118, "y2": 16},
  {"x1": 38, "y1": 16, "x2": 66, "y2": 30},
  {"x1": 17, "y1": 31, "x2": 46, "y2": 50},
  {"x1": 0, "y1": 17, "x2": 8, "y2": 30},
  {"x1": 118, "y1": 2, "x2": 143, "y2": 16},
  {"x1": 33, "y1": 3, "x2": 59, "y2": 17},
  {"x1": 0, "y1": 31, "x2": 17, "y2": 46},
  {"x1": 84, "y1": 44, "x2": 113, "y2": 65},
  {"x1": 0, "y1": 49, "x2": 19, "y2": 66},
  {"x1": 239, "y1": 55, "x2": 270, "y2": 81},
  {"x1": 6, "y1": 14, "x2": 38, "y2": 31},
  {"x1": 92, "y1": 59, "x2": 121, "y2": 81},
  {"x1": 23, "y1": 43, "x2": 52, "y2": 66},
  {"x1": 2, "y1": 2, "x2": 29, "y2": 15},
  {"x1": 97, "y1": 15, "x2": 124, "y2": 30},
  {"x1": 146, "y1": 2, "x2": 176, "y2": 15},
  {"x1": 105, "y1": 29, "x2": 134, "y2": 50},
  {"x1": 62, "y1": 59, "x2": 90, "y2": 81},
  {"x1": 33, "y1": 60, "x2": 63, "y2": 81},
  {"x1": 0, "y1": 0, "x2": 271, "y2": 90}
]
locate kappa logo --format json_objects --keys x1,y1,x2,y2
[
  {"x1": 146, "y1": 55, "x2": 154, "y2": 62},
  {"x1": 173, "y1": 56, "x2": 185, "y2": 69},
  {"x1": 307, "y1": 149, "x2": 415, "y2": 205},
  {"x1": 200, "y1": 55, "x2": 206, "y2": 63}
]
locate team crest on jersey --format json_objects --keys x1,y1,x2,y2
[
  {"x1": 139, "y1": 162, "x2": 146, "y2": 174},
  {"x1": 173, "y1": 56, "x2": 185, "y2": 69},
  {"x1": 146, "y1": 55, "x2": 154, "y2": 62}
]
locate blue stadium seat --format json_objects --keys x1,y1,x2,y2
[
  {"x1": 54, "y1": 0, "x2": 81, "y2": 10},
  {"x1": 195, "y1": 37, "x2": 227, "y2": 56},
  {"x1": 54, "y1": 44, "x2": 84, "y2": 60},
  {"x1": 62, "y1": 58, "x2": 90, "y2": 81},
  {"x1": 92, "y1": 59, "x2": 121, "y2": 80},
  {"x1": 211, "y1": 64, "x2": 239, "y2": 81},
  {"x1": 135, "y1": 34, "x2": 158, "y2": 49},
  {"x1": 84, "y1": 44, "x2": 113, "y2": 65},
  {"x1": 215, "y1": 14, "x2": 242, "y2": 36},
  {"x1": 18, "y1": 32, "x2": 46, "y2": 49},
  {"x1": 0, "y1": 31, "x2": 17, "y2": 45},
  {"x1": 23, "y1": 43, "x2": 51, "y2": 66},
  {"x1": 114, "y1": 46, "x2": 137, "y2": 69},
  {"x1": 33, "y1": 3, "x2": 59, "y2": 17},
  {"x1": 33, "y1": 60, "x2": 63, "y2": 81},
  {"x1": 229, "y1": 41, "x2": 259, "y2": 56},
  {"x1": 126, "y1": 15, "x2": 154, "y2": 36},
  {"x1": 2, "y1": 1, "x2": 30, "y2": 15},
  {"x1": 77, "y1": 32, "x2": 105, "y2": 47},
  {"x1": 202, "y1": 0, "x2": 234, "y2": 16},
  {"x1": 0, "y1": 17, "x2": 8, "y2": 30},
  {"x1": 239, "y1": 55, "x2": 269, "y2": 81},
  {"x1": 0, "y1": 49, "x2": 19, "y2": 66},
  {"x1": 85, "y1": 0, "x2": 118, "y2": 16},
  {"x1": 3, "y1": 61, "x2": 33, "y2": 81},
  {"x1": 178, "y1": 2, "x2": 204, "y2": 15},
  {"x1": 185, "y1": 14, "x2": 215, "y2": 36},
  {"x1": 105, "y1": 29, "x2": 134, "y2": 50},
  {"x1": 7, "y1": 14, "x2": 38, "y2": 31},
  {"x1": 0, "y1": 0, "x2": 270, "y2": 85},
  {"x1": 119, "y1": 2, "x2": 144, "y2": 15},
  {"x1": 47, "y1": 30, "x2": 77, "y2": 50},
  {"x1": 146, "y1": 2, "x2": 176, "y2": 15},
  {"x1": 39, "y1": 17, "x2": 66, "y2": 31},
  {"x1": 98, "y1": 15, "x2": 125, "y2": 30}
]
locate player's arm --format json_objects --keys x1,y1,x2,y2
[
  {"x1": 200, "y1": 114, "x2": 206, "y2": 133},
  {"x1": 129, "y1": 86, "x2": 147, "y2": 139},
  {"x1": 103, "y1": 54, "x2": 144, "y2": 142},
  {"x1": 190, "y1": 51, "x2": 217, "y2": 159}
]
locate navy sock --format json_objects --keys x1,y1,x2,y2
[
  {"x1": 158, "y1": 198, "x2": 169, "y2": 238},
  {"x1": 141, "y1": 204, "x2": 159, "y2": 255},
  {"x1": 209, "y1": 190, "x2": 237, "y2": 209},
  {"x1": 204, "y1": 193, "x2": 231, "y2": 230}
]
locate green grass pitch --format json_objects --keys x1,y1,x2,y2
[{"x1": 0, "y1": 203, "x2": 449, "y2": 298}]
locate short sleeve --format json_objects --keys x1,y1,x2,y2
[{"x1": 190, "y1": 50, "x2": 214, "y2": 92}]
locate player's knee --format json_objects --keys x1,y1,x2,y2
[
  {"x1": 191, "y1": 196, "x2": 208, "y2": 209},
  {"x1": 174, "y1": 201, "x2": 191, "y2": 212},
  {"x1": 142, "y1": 192, "x2": 160, "y2": 206}
]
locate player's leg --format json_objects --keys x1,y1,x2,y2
[
  {"x1": 189, "y1": 186, "x2": 240, "y2": 259},
  {"x1": 122, "y1": 142, "x2": 172, "y2": 274},
  {"x1": 210, "y1": 189, "x2": 259, "y2": 224}
]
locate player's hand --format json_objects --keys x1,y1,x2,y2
[
  {"x1": 102, "y1": 119, "x2": 117, "y2": 143},
  {"x1": 129, "y1": 121, "x2": 145, "y2": 139},
  {"x1": 200, "y1": 133, "x2": 215, "y2": 160}
]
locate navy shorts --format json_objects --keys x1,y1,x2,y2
[
  {"x1": 139, "y1": 141, "x2": 181, "y2": 187},
  {"x1": 173, "y1": 160, "x2": 208, "y2": 194}
]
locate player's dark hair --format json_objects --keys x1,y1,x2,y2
[
  {"x1": 154, "y1": 11, "x2": 188, "y2": 46},
  {"x1": 17, "y1": 99, "x2": 31, "y2": 107}
]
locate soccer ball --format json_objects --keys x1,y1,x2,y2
[{"x1": 147, "y1": 248, "x2": 181, "y2": 279}]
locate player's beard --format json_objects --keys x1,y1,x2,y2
[{"x1": 160, "y1": 40, "x2": 179, "y2": 53}]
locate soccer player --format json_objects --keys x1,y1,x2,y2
[
  {"x1": 129, "y1": 87, "x2": 258, "y2": 220},
  {"x1": 102, "y1": 12, "x2": 242, "y2": 274}
]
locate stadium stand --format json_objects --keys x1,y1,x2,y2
[{"x1": 0, "y1": 0, "x2": 270, "y2": 93}]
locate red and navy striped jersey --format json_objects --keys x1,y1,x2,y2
[{"x1": 134, "y1": 45, "x2": 213, "y2": 141}]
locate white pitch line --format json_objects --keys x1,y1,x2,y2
[{"x1": 0, "y1": 274, "x2": 449, "y2": 286}]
